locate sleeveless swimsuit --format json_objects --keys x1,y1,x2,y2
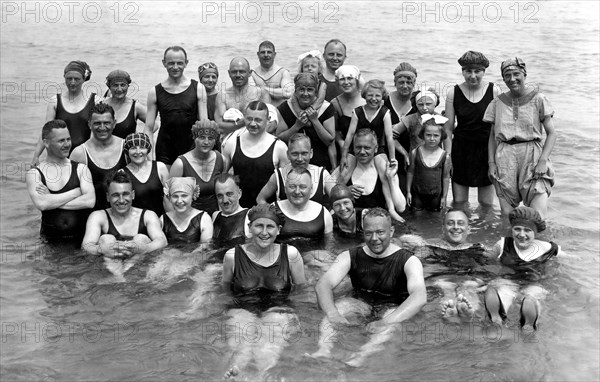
[
  {"x1": 323, "y1": 75, "x2": 342, "y2": 101},
  {"x1": 207, "y1": 93, "x2": 217, "y2": 121},
  {"x1": 277, "y1": 101, "x2": 336, "y2": 170},
  {"x1": 104, "y1": 209, "x2": 147, "y2": 241},
  {"x1": 123, "y1": 161, "x2": 165, "y2": 216},
  {"x1": 275, "y1": 167, "x2": 325, "y2": 204},
  {"x1": 36, "y1": 161, "x2": 90, "y2": 240},
  {"x1": 213, "y1": 209, "x2": 249, "y2": 249},
  {"x1": 355, "y1": 105, "x2": 389, "y2": 155},
  {"x1": 349, "y1": 246, "x2": 413, "y2": 305},
  {"x1": 452, "y1": 83, "x2": 494, "y2": 187},
  {"x1": 347, "y1": 174, "x2": 385, "y2": 209},
  {"x1": 155, "y1": 80, "x2": 199, "y2": 165},
  {"x1": 162, "y1": 211, "x2": 205, "y2": 244},
  {"x1": 411, "y1": 147, "x2": 447, "y2": 211},
  {"x1": 231, "y1": 136, "x2": 278, "y2": 208},
  {"x1": 275, "y1": 201, "x2": 326, "y2": 241},
  {"x1": 83, "y1": 143, "x2": 127, "y2": 210},
  {"x1": 499, "y1": 237, "x2": 559, "y2": 280},
  {"x1": 178, "y1": 152, "x2": 223, "y2": 214},
  {"x1": 112, "y1": 100, "x2": 137, "y2": 139},
  {"x1": 55, "y1": 93, "x2": 96, "y2": 152},
  {"x1": 332, "y1": 207, "x2": 364, "y2": 238},
  {"x1": 231, "y1": 244, "x2": 292, "y2": 294}
]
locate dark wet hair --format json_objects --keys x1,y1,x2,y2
[
  {"x1": 163, "y1": 46, "x2": 188, "y2": 61},
  {"x1": 88, "y1": 102, "x2": 115, "y2": 121},
  {"x1": 245, "y1": 100, "x2": 269, "y2": 118},
  {"x1": 106, "y1": 168, "x2": 132, "y2": 189},
  {"x1": 418, "y1": 120, "x2": 448, "y2": 140},
  {"x1": 42, "y1": 119, "x2": 68, "y2": 140},
  {"x1": 214, "y1": 173, "x2": 241, "y2": 188}
]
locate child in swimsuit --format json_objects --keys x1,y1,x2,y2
[
  {"x1": 406, "y1": 115, "x2": 451, "y2": 211},
  {"x1": 296, "y1": 50, "x2": 328, "y2": 112},
  {"x1": 394, "y1": 88, "x2": 442, "y2": 155}
]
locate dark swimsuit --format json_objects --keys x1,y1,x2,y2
[
  {"x1": 275, "y1": 167, "x2": 325, "y2": 204},
  {"x1": 499, "y1": 237, "x2": 559, "y2": 280},
  {"x1": 323, "y1": 75, "x2": 342, "y2": 101},
  {"x1": 104, "y1": 209, "x2": 147, "y2": 241},
  {"x1": 332, "y1": 207, "x2": 364, "y2": 238},
  {"x1": 355, "y1": 105, "x2": 389, "y2": 155},
  {"x1": 155, "y1": 80, "x2": 199, "y2": 165},
  {"x1": 349, "y1": 246, "x2": 413, "y2": 305},
  {"x1": 275, "y1": 201, "x2": 326, "y2": 241},
  {"x1": 411, "y1": 148, "x2": 447, "y2": 211},
  {"x1": 162, "y1": 211, "x2": 205, "y2": 244},
  {"x1": 112, "y1": 100, "x2": 137, "y2": 139},
  {"x1": 178, "y1": 152, "x2": 223, "y2": 214},
  {"x1": 84, "y1": 143, "x2": 127, "y2": 210},
  {"x1": 213, "y1": 209, "x2": 249, "y2": 249},
  {"x1": 36, "y1": 161, "x2": 90, "y2": 241},
  {"x1": 277, "y1": 101, "x2": 336, "y2": 171},
  {"x1": 452, "y1": 83, "x2": 494, "y2": 187},
  {"x1": 123, "y1": 161, "x2": 164, "y2": 216},
  {"x1": 347, "y1": 175, "x2": 385, "y2": 209},
  {"x1": 207, "y1": 93, "x2": 217, "y2": 121},
  {"x1": 55, "y1": 93, "x2": 96, "y2": 152},
  {"x1": 231, "y1": 136, "x2": 278, "y2": 208}
]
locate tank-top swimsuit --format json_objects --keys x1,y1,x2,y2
[
  {"x1": 112, "y1": 100, "x2": 137, "y2": 139},
  {"x1": 231, "y1": 136, "x2": 277, "y2": 208},
  {"x1": 104, "y1": 209, "x2": 147, "y2": 241},
  {"x1": 84, "y1": 143, "x2": 128, "y2": 210},
  {"x1": 55, "y1": 93, "x2": 96, "y2": 152},
  {"x1": 123, "y1": 161, "x2": 164, "y2": 216},
  {"x1": 162, "y1": 211, "x2": 205, "y2": 244},
  {"x1": 178, "y1": 152, "x2": 223, "y2": 214},
  {"x1": 275, "y1": 201, "x2": 326, "y2": 240},
  {"x1": 276, "y1": 167, "x2": 325, "y2": 204}
]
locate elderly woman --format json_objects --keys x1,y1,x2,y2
[
  {"x1": 275, "y1": 73, "x2": 336, "y2": 171},
  {"x1": 122, "y1": 132, "x2": 169, "y2": 217},
  {"x1": 330, "y1": 184, "x2": 366, "y2": 237},
  {"x1": 198, "y1": 62, "x2": 219, "y2": 121},
  {"x1": 169, "y1": 122, "x2": 224, "y2": 215},
  {"x1": 484, "y1": 58, "x2": 556, "y2": 219},
  {"x1": 484, "y1": 206, "x2": 562, "y2": 330},
  {"x1": 386, "y1": 62, "x2": 418, "y2": 194},
  {"x1": 330, "y1": 65, "x2": 364, "y2": 165},
  {"x1": 444, "y1": 52, "x2": 500, "y2": 206},
  {"x1": 103, "y1": 70, "x2": 147, "y2": 138},
  {"x1": 32, "y1": 60, "x2": 96, "y2": 165},
  {"x1": 222, "y1": 204, "x2": 305, "y2": 380},
  {"x1": 274, "y1": 168, "x2": 333, "y2": 241}
]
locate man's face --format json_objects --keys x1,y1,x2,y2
[
  {"x1": 162, "y1": 49, "x2": 188, "y2": 79},
  {"x1": 229, "y1": 60, "x2": 250, "y2": 87},
  {"x1": 285, "y1": 172, "x2": 312, "y2": 207},
  {"x1": 107, "y1": 182, "x2": 134, "y2": 214},
  {"x1": 244, "y1": 108, "x2": 268, "y2": 135},
  {"x1": 442, "y1": 211, "x2": 471, "y2": 245},
  {"x1": 324, "y1": 42, "x2": 346, "y2": 71},
  {"x1": 215, "y1": 178, "x2": 241, "y2": 215},
  {"x1": 44, "y1": 128, "x2": 71, "y2": 158},
  {"x1": 257, "y1": 45, "x2": 276, "y2": 67},
  {"x1": 287, "y1": 139, "x2": 312, "y2": 168},
  {"x1": 89, "y1": 112, "x2": 115, "y2": 141},
  {"x1": 353, "y1": 134, "x2": 377, "y2": 164},
  {"x1": 363, "y1": 215, "x2": 394, "y2": 254}
]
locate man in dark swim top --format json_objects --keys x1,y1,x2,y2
[
  {"x1": 82, "y1": 170, "x2": 167, "y2": 265},
  {"x1": 26, "y1": 120, "x2": 95, "y2": 242},
  {"x1": 310, "y1": 207, "x2": 426, "y2": 367},
  {"x1": 212, "y1": 173, "x2": 250, "y2": 249},
  {"x1": 251, "y1": 41, "x2": 293, "y2": 106}
]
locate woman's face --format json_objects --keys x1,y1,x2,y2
[
  {"x1": 503, "y1": 69, "x2": 526, "y2": 92},
  {"x1": 394, "y1": 75, "x2": 415, "y2": 97},
  {"x1": 109, "y1": 81, "x2": 129, "y2": 100},
  {"x1": 127, "y1": 146, "x2": 149, "y2": 165},
  {"x1": 416, "y1": 96, "x2": 436, "y2": 115},
  {"x1": 169, "y1": 191, "x2": 193, "y2": 213},
  {"x1": 195, "y1": 134, "x2": 216, "y2": 153},
  {"x1": 295, "y1": 83, "x2": 317, "y2": 108},
  {"x1": 200, "y1": 73, "x2": 218, "y2": 92},
  {"x1": 338, "y1": 75, "x2": 358, "y2": 94},
  {"x1": 511, "y1": 225, "x2": 535, "y2": 250},
  {"x1": 64, "y1": 71, "x2": 84, "y2": 92},
  {"x1": 462, "y1": 68, "x2": 485, "y2": 87},
  {"x1": 332, "y1": 198, "x2": 354, "y2": 221},
  {"x1": 249, "y1": 218, "x2": 280, "y2": 248}
]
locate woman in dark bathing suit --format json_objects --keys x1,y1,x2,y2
[{"x1": 103, "y1": 69, "x2": 147, "y2": 139}]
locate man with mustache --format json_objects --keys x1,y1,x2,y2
[{"x1": 212, "y1": 173, "x2": 250, "y2": 249}]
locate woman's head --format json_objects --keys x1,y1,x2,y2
[
  {"x1": 64, "y1": 60, "x2": 91, "y2": 92},
  {"x1": 294, "y1": 73, "x2": 319, "y2": 108},
  {"x1": 124, "y1": 132, "x2": 152, "y2": 163},
  {"x1": 458, "y1": 51, "x2": 488, "y2": 86},
  {"x1": 393, "y1": 62, "x2": 417, "y2": 97},
  {"x1": 361, "y1": 79, "x2": 388, "y2": 108},
  {"x1": 501, "y1": 57, "x2": 527, "y2": 92},
  {"x1": 330, "y1": 184, "x2": 355, "y2": 221},
  {"x1": 335, "y1": 65, "x2": 360, "y2": 94},
  {"x1": 414, "y1": 88, "x2": 439, "y2": 114},
  {"x1": 297, "y1": 50, "x2": 323, "y2": 74},
  {"x1": 106, "y1": 69, "x2": 131, "y2": 99},
  {"x1": 164, "y1": 177, "x2": 199, "y2": 212},
  {"x1": 509, "y1": 206, "x2": 544, "y2": 249},
  {"x1": 248, "y1": 204, "x2": 285, "y2": 247},
  {"x1": 198, "y1": 62, "x2": 218, "y2": 92},
  {"x1": 191, "y1": 121, "x2": 219, "y2": 152}
]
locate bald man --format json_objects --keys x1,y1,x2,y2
[{"x1": 215, "y1": 57, "x2": 268, "y2": 135}]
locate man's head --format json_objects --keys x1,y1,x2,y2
[
  {"x1": 229, "y1": 57, "x2": 251, "y2": 88},
  {"x1": 214, "y1": 173, "x2": 242, "y2": 215},
  {"x1": 88, "y1": 102, "x2": 116, "y2": 141},
  {"x1": 257, "y1": 41, "x2": 276, "y2": 68},
  {"x1": 353, "y1": 128, "x2": 378, "y2": 164},
  {"x1": 244, "y1": 100, "x2": 269, "y2": 135},
  {"x1": 287, "y1": 133, "x2": 313, "y2": 168},
  {"x1": 42, "y1": 119, "x2": 71, "y2": 159},
  {"x1": 442, "y1": 209, "x2": 471, "y2": 245},
  {"x1": 285, "y1": 168, "x2": 312, "y2": 207},
  {"x1": 323, "y1": 39, "x2": 347, "y2": 71},
  {"x1": 162, "y1": 46, "x2": 188, "y2": 79},
  {"x1": 106, "y1": 169, "x2": 134, "y2": 214},
  {"x1": 363, "y1": 207, "x2": 394, "y2": 254}
]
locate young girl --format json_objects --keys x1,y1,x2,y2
[
  {"x1": 393, "y1": 88, "x2": 442, "y2": 158},
  {"x1": 296, "y1": 50, "x2": 328, "y2": 112},
  {"x1": 406, "y1": 115, "x2": 451, "y2": 211},
  {"x1": 340, "y1": 80, "x2": 406, "y2": 215},
  {"x1": 161, "y1": 177, "x2": 213, "y2": 245},
  {"x1": 484, "y1": 206, "x2": 562, "y2": 330}
]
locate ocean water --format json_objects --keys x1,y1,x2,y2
[{"x1": 1, "y1": 1, "x2": 599, "y2": 381}]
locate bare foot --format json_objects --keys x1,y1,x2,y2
[
  {"x1": 344, "y1": 353, "x2": 364, "y2": 368},
  {"x1": 441, "y1": 299, "x2": 458, "y2": 317},
  {"x1": 223, "y1": 365, "x2": 241, "y2": 380},
  {"x1": 456, "y1": 294, "x2": 475, "y2": 318},
  {"x1": 304, "y1": 349, "x2": 331, "y2": 360}
]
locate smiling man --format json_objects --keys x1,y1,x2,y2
[
  {"x1": 70, "y1": 102, "x2": 127, "y2": 210},
  {"x1": 427, "y1": 208, "x2": 474, "y2": 250},
  {"x1": 251, "y1": 41, "x2": 293, "y2": 106}
]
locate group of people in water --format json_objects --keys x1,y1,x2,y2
[{"x1": 25, "y1": 39, "x2": 560, "y2": 379}]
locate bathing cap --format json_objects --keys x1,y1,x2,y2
[
  {"x1": 416, "y1": 90, "x2": 438, "y2": 106},
  {"x1": 248, "y1": 203, "x2": 286, "y2": 227},
  {"x1": 329, "y1": 184, "x2": 354, "y2": 204},
  {"x1": 334, "y1": 65, "x2": 360, "y2": 79},
  {"x1": 501, "y1": 57, "x2": 527, "y2": 76},
  {"x1": 64, "y1": 60, "x2": 92, "y2": 81},
  {"x1": 124, "y1": 132, "x2": 152, "y2": 153},
  {"x1": 393, "y1": 62, "x2": 417, "y2": 79},
  {"x1": 458, "y1": 51, "x2": 489, "y2": 69},
  {"x1": 106, "y1": 69, "x2": 131, "y2": 86},
  {"x1": 509, "y1": 206, "x2": 545, "y2": 232},
  {"x1": 164, "y1": 177, "x2": 199, "y2": 200},
  {"x1": 191, "y1": 121, "x2": 219, "y2": 140}
]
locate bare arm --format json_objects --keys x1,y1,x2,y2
[
  {"x1": 141, "y1": 210, "x2": 168, "y2": 253},
  {"x1": 144, "y1": 88, "x2": 158, "y2": 138},
  {"x1": 214, "y1": 96, "x2": 242, "y2": 135},
  {"x1": 287, "y1": 245, "x2": 306, "y2": 285},
  {"x1": 273, "y1": 140, "x2": 290, "y2": 168},
  {"x1": 487, "y1": 124, "x2": 498, "y2": 181},
  {"x1": 323, "y1": 206, "x2": 333, "y2": 234},
  {"x1": 200, "y1": 211, "x2": 214, "y2": 243},
  {"x1": 168, "y1": 157, "x2": 184, "y2": 177},
  {"x1": 221, "y1": 247, "x2": 235, "y2": 296},
  {"x1": 322, "y1": 169, "x2": 336, "y2": 195},
  {"x1": 443, "y1": 87, "x2": 455, "y2": 153},
  {"x1": 315, "y1": 251, "x2": 352, "y2": 323},
  {"x1": 256, "y1": 172, "x2": 278, "y2": 204},
  {"x1": 441, "y1": 152, "x2": 451, "y2": 209},
  {"x1": 135, "y1": 100, "x2": 147, "y2": 124},
  {"x1": 81, "y1": 211, "x2": 105, "y2": 255},
  {"x1": 406, "y1": 149, "x2": 417, "y2": 206},
  {"x1": 197, "y1": 82, "x2": 209, "y2": 121},
  {"x1": 275, "y1": 115, "x2": 306, "y2": 143},
  {"x1": 26, "y1": 169, "x2": 81, "y2": 210},
  {"x1": 377, "y1": 159, "x2": 403, "y2": 222},
  {"x1": 340, "y1": 112, "x2": 359, "y2": 168},
  {"x1": 383, "y1": 111, "x2": 396, "y2": 162},
  {"x1": 32, "y1": 102, "x2": 58, "y2": 165},
  {"x1": 59, "y1": 164, "x2": 95, "y2": 210},
  {"x1": 156, "y1": 161, "x2": 171, "y2": 213}
]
